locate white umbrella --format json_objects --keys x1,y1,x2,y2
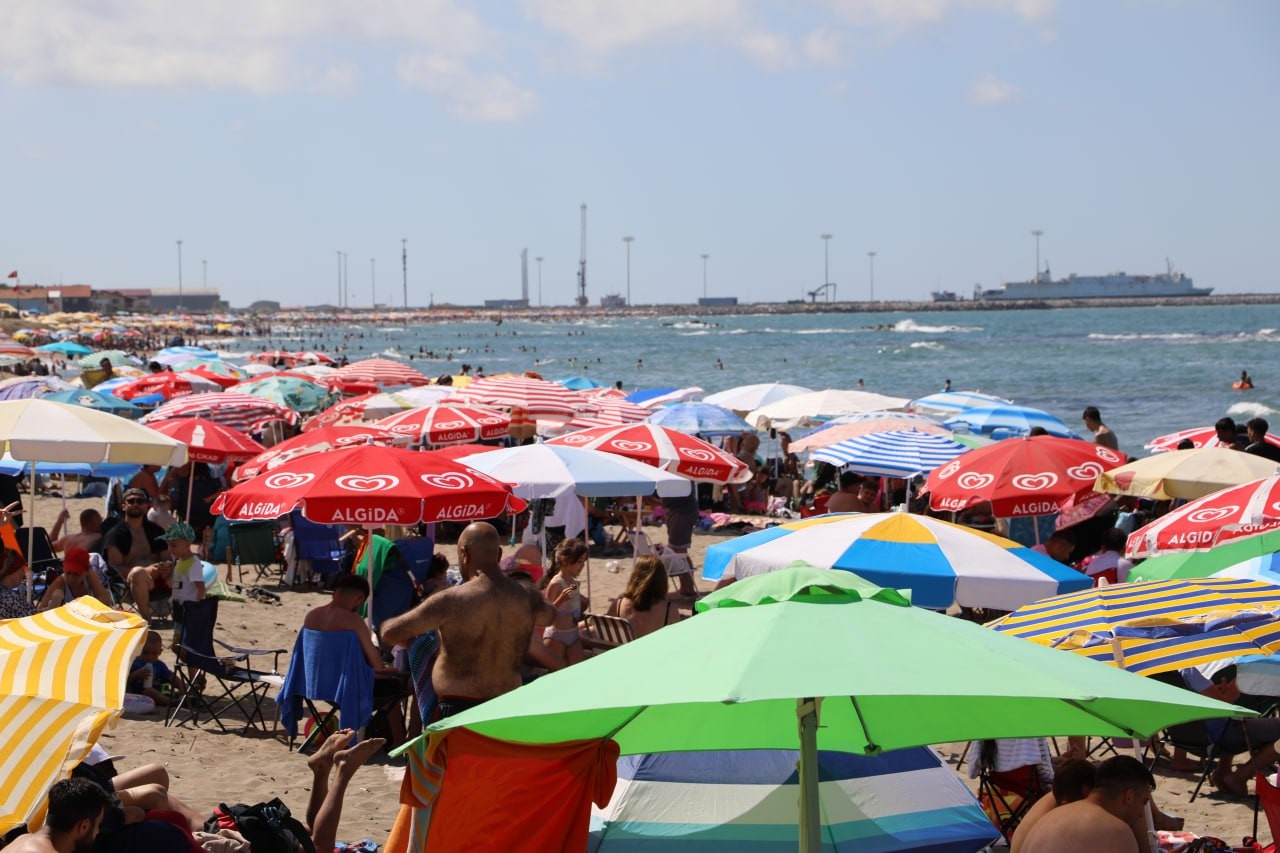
[
  {"x1": 703, "y1": 383, "x2": 813, "y2": 414},
  {"x1": 747, "y1": 389, "x2": 910, "y2": 431}
]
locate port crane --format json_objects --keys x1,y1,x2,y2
[{"x1": 808, "y1": 282, "x2": 836, "y2": 302}]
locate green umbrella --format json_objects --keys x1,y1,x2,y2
[
  {"x1": 231, "y1": 376, "x2": 332, "y2": 413},
  {"x1": 78, "y1": 349, "x2": 137, "y2": 369},
  {"x1": 1132, "y1": 529, "x2": 1280, "y2": 582},
  {"x1": 171, "y1": 357, "x2": 242, "y2": 376},
  {"x1": 404, "y1": 563, "x2": 1246, "y2": 852}
]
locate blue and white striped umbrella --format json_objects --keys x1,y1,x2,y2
[
  {"x1": 909, "y1": 390, "x2": 1011, "y2": 416},
  {"x1": 154, "y1": 345, "x2": 219, "y2": 366},
  {"x1": 646, "y1": 402, "x2": 753, "y2": 436},
  {"x1": 589, "y1": 747, "x2": 997, "y2": 852},
  {"x1": 943, "y1": 404, "x2": 1080, "y2": 439},
  {"x1": 811, "y1": 429, "x2": 970, "y2": 477}
]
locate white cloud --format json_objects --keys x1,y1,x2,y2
[
  {"x1": 823, "y1": 0, "x2": 1055, "y2": 29},
  {"x1": 398, "y1": 55, "x2": 539, "y2": 122},
  {"x1": 969, "y1": 71, "x2": 1020, "y2": 105},
  {"x1": 802, "y1": 27, "x2": 846, "y2": 67},
  {"x1": 524, "y1": 0, "x2": 749, "y2": 55},
  {"x1": 738, "y1": 32, "x2": 797, "y2": 70}
]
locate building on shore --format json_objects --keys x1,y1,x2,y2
[
  {"x1": 697, "y1": 296, "x2": 739, "y2": 307},
  {"x1": 148, "y1": 288, "x2": 225, "y2": 312}
]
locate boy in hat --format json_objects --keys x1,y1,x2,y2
[{"x1": 160, "y1": 522, "x2": 203, "y2": 645}]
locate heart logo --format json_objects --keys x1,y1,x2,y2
[
  {"x1": 336, "y1": 474, "x2": 399, "y2": 492},
  {"x1": 335, "y1": 434, "x2": 373, "y2": 446},
  {"x1": 263, "y1": 472, "x2": 315, "y2": 490},
  {"x1": 611, "y1": 440, "x2": 653, "y2": 453},
  {"x1": 956, "y1": 472, "x2": 994, "y2": 490},
  {"x1": 422, "y1": 473, "x2": 474, "y2": 490},
  {"x1": 1094, "y1": 447, "x2": 1123, "y2": 464},
  {"x1": 391, "y1": 425, "x2": 418, "y2": 434},
  {"x1": 435, "y1": 420, "x2": 466, "y2": 429},
  {"x1": 936, "y1": 459, "x2": 963, "y2": 480},
  {"x1": 1067, "y1": 462, "x2": 1104, "y2": 481},
  {"x1": 559, "y1": 434, "x2": 591, "y2": 445},
  {"x1": 1188, "y1": 506, "x2": 1237, "y2": 524},
  {"x1": 1012, "y1": 472, "x2": 1058, "y2": 491},
  {"x1": 478, "y1": 416, "x2": 507, "y2": 425},
  {"x1": 679, "y1": 447, "x2": 716, "y2": 462}
]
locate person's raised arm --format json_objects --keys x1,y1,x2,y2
[{"x1": 380, "y1": 589, "x2": 458, "y2": 647}]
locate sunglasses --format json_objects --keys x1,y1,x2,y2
[{"x1": 124, "y1": 498, "x2": 150, "y2": 505}]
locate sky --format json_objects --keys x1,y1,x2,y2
[{"x1": 1, "y1": 0, "x2": 1277, "y2": 309}]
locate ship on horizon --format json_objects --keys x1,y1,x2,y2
[{"x1": 944, "y1": 260, "x2": 1213, "y2": 301}]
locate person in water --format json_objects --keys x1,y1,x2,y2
[{"x1": 1238, "y1": 369, "x2": 1253, "y2": 389}]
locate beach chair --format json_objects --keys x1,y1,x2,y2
[
  {"x1": 628, "y1": 529, "x2": 693, "y2": 594},
  {"x1": 228, "y1": 520, "x2": 280, "y2": 585},
  {"x1": 16, "y1": 526, "x2": 61, "y2": 575},
  {"x1": 977, "y1": 764, "x2": 1044, "y2": 842},
  {"x1": 1253, "y1": 771, "x2": 1280, "y2": 851},
  {"x1": 277, "y1": 627, "x2": 375, "y2": 753},
  {"x1": 165, "y1": 598, "x2": 286, "y2": 736},
  {"x1": 582, "y1": 614, "x2": 636, "y2": 652},
  {"x1": 1159, "y1": 718, "x2": 1252, "y2": 802}
]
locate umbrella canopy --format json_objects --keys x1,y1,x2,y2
[
  {"x1": 1131, "y1": 529, "x2": 1280, "y2": 583},
  {"x1": 453, "y1": 375, "x2": 590, "y2": 422},
  {"x1": 230, "y1": 375, "x2": 333, "y2": 413},
  {"x1": 327, "y1": 357, "x2": 430, "y2": 388},
  {"x1": 0, "y1": 376, "x2": 75, "y2": 401},
  {"x1": 560, "y1": 397, "x2": 651, "y2": 431},
  {"x1": 0, "y1": 341, "x2": 36, "y2": 358},
  {"x1": 702, "y1": 383, "x2": 814, "y2": 414},
  {"x1": 589, "y1": 746, "x2": 998, "y2": 852},
  {"x1": 943, "y1": 404, "x2": 1080, "y2": 440},
  {"x1": 547, "y1": 423, "x2": 751, "y2": 484},
  {"x1": 702, "y1": 512, "x2": 1090, "y2": 610},
  {"x1": 233, "y1": 424, "x2": 405, "y2": 482},
  {"x1": 789, "y1": 412, "x2": 950, "y2": 453},
  {"x1": 0, "y1": 599, "x2": 148, "y2": 836},
  {"x1": 645, "y1": 402, "x2": 753, "y2": 436},
  {"x1": 35, "y1": 341, "x2": 92, "y2": 356},
  {"x1": 142, "y1": 392, "x2": 299, "y2": 431},
  {"x1": 77, "y1": 350, "x2": 139, "y2": 369},
  {"x1": 627, "y1": 387, "x2": 705, "y2": 408},
  {"x1": 213, "y1": 445, "x2": 526, "y2": 525},
  {"x1": 153, "y1": 345, "x2": 219, "y2": 366},
  {"x1": 1126, "y1": 475, "x2": 1280, "y2": 559},
  {"x1": 0, "y1": 399, "x2": 187, "y2": 465},
  {"x1": 987, "y1": 577, "x2": 1280, "y2": 676},
  {"x1": 373, "y1": 404, "x2": 511, "y2": 446},
  {"x1": 747, "y1": 389, "x2": 911, "y2": 431},
  {"x1": 146, "y1": 417, "x2": 266, "y2": 464},
  {"x1": 1146, "y1": 426, "x2": 1280, "y2": 452},
  {"x1": 810, "y1": 430, "x2": 970, "y2": 478},
  {"x1": 908, "y1": 391, "x2": 1013, "y2": 417},
  {"x1": 456, "y1": 444, "x2": 692, "y2": 499},
  {"x1": 1095, "y1": 446, "x2": 1280, "y2": 501},
  {"x1": 113, "y1": 372, "x2": 220, "y2": 401},
  {"x1": 924, "y1": 435, "x2": 1125, "y2": 517},
  {"x1": 42, "y1": 389, "x2": 143, "y2": 419},
  {"x1": 555, "y1": 376, "x2": 605, "y2": 391}
]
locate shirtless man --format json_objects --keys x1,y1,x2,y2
[
  {"x1": 1020, "y1": 756, "x2": 1155, "y2": 853},
  {"x1": 381, "y1": 522, "x2": 556, "y2": 718},
  {"x1": 105, "y1": 489, "x2": 168, "y2": 572},
  {"x1": 50, "y1": 508, "x2": 103, "y2": 555},
  {"x1": 1082, "y1": 406, "x2": 1119, "y2": 451},
  {"x1": 7, "y1": 777, "x2": 111, "y2": 853},
  {"x1": 826, "y1": 472, "x2": 877, "y2": 514}
]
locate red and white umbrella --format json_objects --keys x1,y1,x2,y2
[
  {"x1": 0, "y1": 341, "x2": 36, "y2": 358},
  {"x1": 546, "y1": 423, "x2": 751, "y2": 484},
  {"x1": 373, "y1": 404, "x2": 511, "y2": 446},
  {"x1": 453, "y1": 375, "x2": 589, "y2": 422},
  {"x1": 302, "y1": 391, "x2": 416, "y2": 431},
  {"x1": 326, "y1": 357, "x2": 430, "y2": 389},
  {"x1": 293, "y1": 351, "x2": 336, "y2": 365},
  {"x1": 113, "y1": 373, "x2": 220, "y2": 401},
  {"x1": 560, "y1": 397, "x2": 650, "y2": 431},
  {"x1": 924, "y1": 435, "x2": 1126, "y2": 518},
  {"x1": 180, "y1": 363, "x2": 246, "y2": 388},
  {"x1": 213, "y1": 445, "x2": 526, "y2": 526},
  {"x1": 146, "y1": 417, "x2": 265, "y2": 464},
  {"x1": 1126, "y1": 476, "x2": 1280, "y2": 558},
  {"x1": 247, "y1": 350, "x2": 296, "y2": 365},
  {"x1": 1146, "y1": 425, "x2": 1280, "y2": 452},
  {"x1": 233, "y1": 424, "x2": 406, "y2": 482},
  {"x1": 142, "y1": 392, "x2": 299, "y2": 431}
]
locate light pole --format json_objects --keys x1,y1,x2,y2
[
  {"x1": 535, "y1": 256, "x2": 544, "y2": 306},
  {"x1": 622, "y1": 237, "x2": 634, "y2": 306},
  {"x1": 202, "y1": 259, "x2": 207, "y2": 289},
  {"x1": 868, "y1": 251, "x2": 876, "y2": 302},
  {"x1": 401, "y1": 238, "x2": 408, "y2": 308},
  {"x1": 700, "y1": 254, "x2": 709, "y2": 299},
  {"x1": 175, "y1": 239, "x2": 183, "y2": 309},
  {"x1": 370, "y1": 258, "x2": 376, "y2": 307},
  {"x1": 336, "y1": 251, "x2": 342, "y2": 306},
  {"x1": 1031, "y1": 229, "x2": 1043, "y2": 283},
  {"x1": 821, "y1": 234, "x2": 832, "y2": 302},
  {"x1": 342, "y1": 252, "x2": 348, "y2": 308}
]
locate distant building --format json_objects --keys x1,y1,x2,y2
[
  {"x1": 483, "y1": 299, "x2": 529, "y2": 309},
  {"x1": 247, "y1": 300, "x2": 282, "y2": 313},
  {"x1": 600, "y1": 294, "x2": 625, "y2": 308},
  {"x1": 1, "y1": 285, "x2": 95, "y2": 313},
  {"x1": 148, "y1": 288, "x2": 224, "y2": 312},
  {"x1": 111, "y1": 289, "x2": 152, "y2": 311},
  {"x1": 697, "y1": 296, "x2": 738, "y2": 307},
  {"x1": 92, "y1": 290, "x2": 142, "y2": 313}
]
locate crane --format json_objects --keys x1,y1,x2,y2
[{"x1": 808, "y1": 282, "x2": 836, "y2": 303}]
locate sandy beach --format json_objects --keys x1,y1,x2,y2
[{"x1": 32, "y1": 483, "x2": 1258, "y2": 849}]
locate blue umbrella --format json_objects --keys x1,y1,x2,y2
[
  {"x1": 154, "y1": 345, "x2": 218, "y2": 366},
  {"x1": 943, "y1": 405, "x2": 1080, "y2": 439},
  {"x1": 35, "y1": 341, "x2": 93, "y2": 357},
  {"x1": 0, "y1": 455, "x2": 141, "y2": 480},
  {"x1": 909, "y1": 391, "x2": 1012, "y2": 416},
  {"x1": 625, "y1": 388, "x2": 678, "y2": 405},
  {"x1": 555, "y1": 376, "x2": 605, "y2": 391},
  {"x1": 43, "y1": 389, "x2": 144, "y2": 419},
  {"x1": 810, "y1": 429, "x2": 970, "y2": 477},
  {"x1": 646, "y1": 402, "x2": 753, "y2": 436}
]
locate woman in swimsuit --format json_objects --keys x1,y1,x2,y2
[
  {"x1": 613, "y1": 556, "x2": 683, "y2": 638},
  {"x1": 541, "y1": 538, "x2": 590, "y2": 665},
  {"x1": 38, "y1": 547, "x2": 111, "y2": 610}
]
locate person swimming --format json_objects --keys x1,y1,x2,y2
[{"x1": 1236, "y1": 369, "x2": 1254, "y2": 390}]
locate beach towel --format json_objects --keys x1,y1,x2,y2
[
  {"x1": 386, "y1": 731, "x2": 619, "y2": 853},
  {"x1": 275, "y1": 628, "x2": 374, "y2": 738}
]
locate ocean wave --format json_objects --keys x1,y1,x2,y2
[
  {"x1": 1227, "y1": 401, "x2": 1278, "y2": 418},
  {"x1": 909, "y1": 341, "x2": 946, "y2": 351},
  {"x1": 892, "y1": 319, "x2": 981, "y2": 334},
  {"x1": 1088, "y1": 332, "x2": 1204, "y2": 341},
  {"x1": 722, "y1": 328, "x2": 750, "y2": 335},
  {"x1": 678, "y1": 330, "x2": 711, "y2": 336},
  {"x1": 790, "y1": 328, "x2": 845, "y2": 335},
  {"x1": 380, "y1": 349, "x2": 408, "y2": 360}
]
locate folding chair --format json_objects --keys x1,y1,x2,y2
[
  {"x1": 16, "y1": 526, "x2": 61, "y2": 576},
  {"x1": 229, "y1": 520, "x2": 280, "y2": 585},
  {"x1": 976, "y1": 764, "x2": 1045, "y2": 842},
  {"x1": 1161, "y1": 718, "x2": 1252, "y2": 802},
  {"x1": 165, "y1": 598, "x2": 286, "y2": 736},
  {"x1": 277, "y1": 627, "x2": 375, "y2": 752},
  {"x1": 582, "y1": 614, "x2": 636, "y2": 652},
  {"x1": 1253, "y1": 771, "x2": 1280, "y2": 851}
]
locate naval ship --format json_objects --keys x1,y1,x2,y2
[{"x1": 964, "y1": 260, "x2": 1211, "y2": 301}]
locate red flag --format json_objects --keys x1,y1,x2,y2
[{"x1": 5, "y1": 272, "x2": 15, "y2": 279}]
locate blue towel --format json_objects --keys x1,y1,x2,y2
[{"x1": 277, "y1": 628, "x2": 374, "y2": 737}]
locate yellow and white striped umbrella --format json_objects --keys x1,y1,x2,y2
[{"x1": 0, "y1": 598, "x2": 147, "y2": 834}]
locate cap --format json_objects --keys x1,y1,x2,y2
[
  {"x1": 160, "y1": 521, "x2": 196, "y2": 542},
  {"x1": 62, "y1": 547, "x2": 90, "y2": 574},
  {"x1": 84, "y1": 744, "x2": 124, "y2": 766},
  {"x1": 122, "y1": 487, "x2": 150, "y2": 502}
]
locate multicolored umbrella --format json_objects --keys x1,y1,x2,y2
[
  {"x1": 645, "y1": 402, "x2": 753, "y2": 436},
  {"x1": 547, "y1": 422, "x2": 751, "y2": 484},
  {"x1": 1095, "y1": 446, "x2": 1279, "y2": 501},
  {"x1": 943, "y1": 404, "x2": 1080, "y2": 440},
  {"x1": 142, "y1": 392, "x2": 299, "y2": 431},
  {"x1": 373, "y1": 404, "x2": 511, "y2": 446},
  {"x1": 924, "y1": 435, "x2": 1125, "y2": 518},
  {"x1": 0, "y1": 599, "x2": 148, "y2": 835},
  {"x1": 626, "y1": 387, "x2": 705, "y2": 408},
  {"x1": 230, "y1": 375, "x2": 333, "y2": 413},
  {"x1": 1131, "y1": 530, "x2": 1280, "y2": 583},
  {"x1": 1146, "y1": 426, "x2": 1280, "y2": 452},
  {"x1": 327, "y1": 357, "x2": 430, "y2": 389},
  {"x1": 454, "y1": 375, "x2": 589, "y2": 422},
  {"x1": 810, "y1": 429, "x2": 970, "y2": 477},
  {"x1": 789, "y1": 412, "x2": 950, "y2": 453},
  {"x1": 1126, "y1": 475, "x2": 1280, "y2": 559},
  {"x1": 702, "y1": 512, "x2": 1090, "y2": 610},
  {"x1": 233, "y1": 424, "x2": 405, "y2": 482},
  {"x1": 0, "y1": 376, "x2": 74, "y2": 401}
]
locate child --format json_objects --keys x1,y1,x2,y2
[
  {"x1": 127, "y1": 630, "x2": 181, "y2": 708},
  {"x1": 541, "y1": 538, "x2": 589, "y2": 666},
  {"x1": 160, "y1": 522, "x2": 204, "y2": 646}
]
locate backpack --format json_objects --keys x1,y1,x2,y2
[{"x1": 205, "y1": 799, "x2": 315, "y2": 853}]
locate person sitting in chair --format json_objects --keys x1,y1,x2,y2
[
  {"x1": 38, "y1": 547, "x2": 111, "y2": 611},
  {"x1": 1179, "y1": 662, "x2": 1280, "y2": 797},
  {"x1": 610, "y1": 556, "x2": 683, "y2": 638}
]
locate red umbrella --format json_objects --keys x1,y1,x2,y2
[
  {"x1": 453, "y1": 375, "x2": 589, "y2": 422},
  {"x1": 428, "y1": 443, "x2": 504, "y2": 462},
  {"x1": 560, "y1": 397, "x2": 649, "y2": 431},
  {"x1": 233, "y1": 424, "x2": 405, "y2": 482},
  {"x1": 293, "y1": 351, "x2": 336, "y2": 365},
  {"x1": 213, "y1": 445, "x2": 526, "y2": 525},
  {"x1": 146, "y1": 417, "x2": 265, "y2": 463},
  {"x1": 113, "y1": 373, "x2": 214, "y2": 401},
  {"x1": 1126, "y1": 475, "x2": 1280, "y2": 558},
  {"x1": 248, "y1": 350, "x2": 297, "y2": 365},
  {"x1": 181, "y1": 364, "x2": 243, "y2": 388},
  {"x1": 1146, "y1": 426, "x2": 1280, "y2": 452},
  {"x1": 924, "y1": 436, "x2": 1126, "y2": 518},
  {"x1": 373, "y1": 404, "x2": 511, "y2": 446},
  {"x1": 326, "y1": 357, "x2": 430, "y2": 389},
  {"x1": 142, "y1": 392, "x2": 299, "y2": 431},
  {"x1": 546, "y1": 423, "x2": 751, "y2": 484}
]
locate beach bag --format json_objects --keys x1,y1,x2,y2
[{"x1": 205, "y1": 799, "x2": 315, "y2": 853}]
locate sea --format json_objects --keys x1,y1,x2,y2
[{"x1": 240, "y1": 303, "x2": 1280, "y2": 459}]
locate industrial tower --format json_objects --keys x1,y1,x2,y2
[{"x1": 575, "y1": 203, "x2": 588, "y2": 308}]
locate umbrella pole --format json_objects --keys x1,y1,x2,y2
[
  {"x1": 632, "y1": 495, "x2": 641, "y2": 572},
  {"x1": 581, "y1": 496, "x2": 592, "y2": 614},
  {"x1": 1110, "y1": 638, "x2": 1158, "y2": 853},
  {"x1": 26, "y1": 464, "x2": 37, "y2": 604},
  {"x1": 797, "y1": 697, "x2": 821, "y2": 853},
  {"x1": 186, "y1": 473, "x2": 195, "y2": 523},
  {"x1": 365, "y1": 526, "x2": 377, "y2": 640}
]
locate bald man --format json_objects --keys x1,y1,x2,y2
[{"x1": 381, "y1": 522, "x2": 556, "y2": 718}]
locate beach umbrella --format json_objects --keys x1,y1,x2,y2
[
  {"x1": 547, "y1": 423, "x2": 752, "y2": 484},
  {"x1": 625, "y1": 387, "x2": 704, "y2": 408},
  {"x1": 908, "y1": 390, "x2": 1013, "y2": 417},
  {"x1": 942, "y1": 404, "x2": 1080, "y2": 440},
  {"x1": 0, "y1": 456, "x2": 141, "y2": 481},
  {"x1": 1146, "y1": 426, "x2": 1280, "y2": 453},
  {"x1": 408, "y1": 565, "x2": 1244, "y2": 853},
  {"x1": 176, "y1": 367, "x2": 241, "y2": 390},
  {"x1": 373, "y1": 404, "x2": 511, "y2": 446},
  {"x1": 233, "y1": 424, "x2": 405, "y2": 482},
  {"x1": 247, "y1": 350, "x2": 296, "y2": 365},
  {"x1": 239, "y1": 361, "x2": 280, "y2": 376},
  {"x1": 0, "y1": 398, "x2": 188, "y2": 466},
  {"x1": 645, "y1": 402, "x2": 753, "y2": 436},
  {"x1": 1125, "y1": 475, "x2": 1280, "y2": 559},
  {"x1": 0, "y1": 599, "x2": 148, "y2": 836},
  {"x1": 456, "y1": 444, "x2": 692, "y2": 500},
  {"x1": 1131, "y1": 530, "x2": 1280, "y2": 583},
  {"x1": 213, "y1": 445, "x2": 526, "y2": 526},
  {"x1": 924, "y1": 435, "x2": 1125, "y2": 518},
  {"x1": 284, "y1": 363, "x2": 337, "y2": 380},
  {"x1": 589, "y1": 746, "x2": 998, "y2": 852},
  {"x1": 145, "y1": 417, "x2": 265, "y2": 463},
  {"x1": 293, "y1": 351, "x2": 336, "y2": 365},
  {"x1": 327, "y1": 357, "x2": 430, "y2": 389},
  {"x1": 142, "y1": 392, "x2": 299, "y2": 431},
  {"x1": 453, "y1": 375, "x2": 590, "y2": 422},
  {"x1": 746, "y1": 389, "x2": 911, "y2": 431},
  {"x1": 42, "y1": 388, "x2": 144, "y2": 419},
  {"x1": 789, "y1": 412, "x2": 950, "y2": 452},
  {"x1": 230, "y1": 375, "x2": 333, "y2": 413},
  {"x1": 555, "y1": 376, "x2": 605, "y2": 391},
  {"x1": 810, "y1": 429, "x2": 970, "y2": 478},
  {"x1": 701, "y1": 383, "x2": 813, "y2": 414},
  {"x1": 0, "y1": 376, "x2": 75, "y2": 401},
  {"x1": 559, "y1": 397, "x2": 650, "y2": 431},
  {"x1": 153, "y1": 345, "x2": 218, "y2": 366},
  {"x1": 0, "y1": 341, "x2": 36, "y2": 358},
  {"x1": 987, "y1": 577, "x2": 1280, "y2": 676},
  {"x1": 1095, "y1": 446, "x2": 1280, "y2": 501},
  {"x1": 113, "y1": 372, "x2": 219, "y2": 402},
  {"x1": 701, "y1": 512, "x2": 1090, "y2": 610},
  {"x1": 77, "y1": 350, "x2": 139, "y2": 369},
  {"x1": 35, "y1": 341, "x2": 92, "y2": 356}
]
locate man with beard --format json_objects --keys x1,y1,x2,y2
[
  {"x1": 6, "y1": 778, "x2": 112, "y2": 852},
  {"x1": 105, "y1": 489, "x2": 171, "y2": 621}
]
